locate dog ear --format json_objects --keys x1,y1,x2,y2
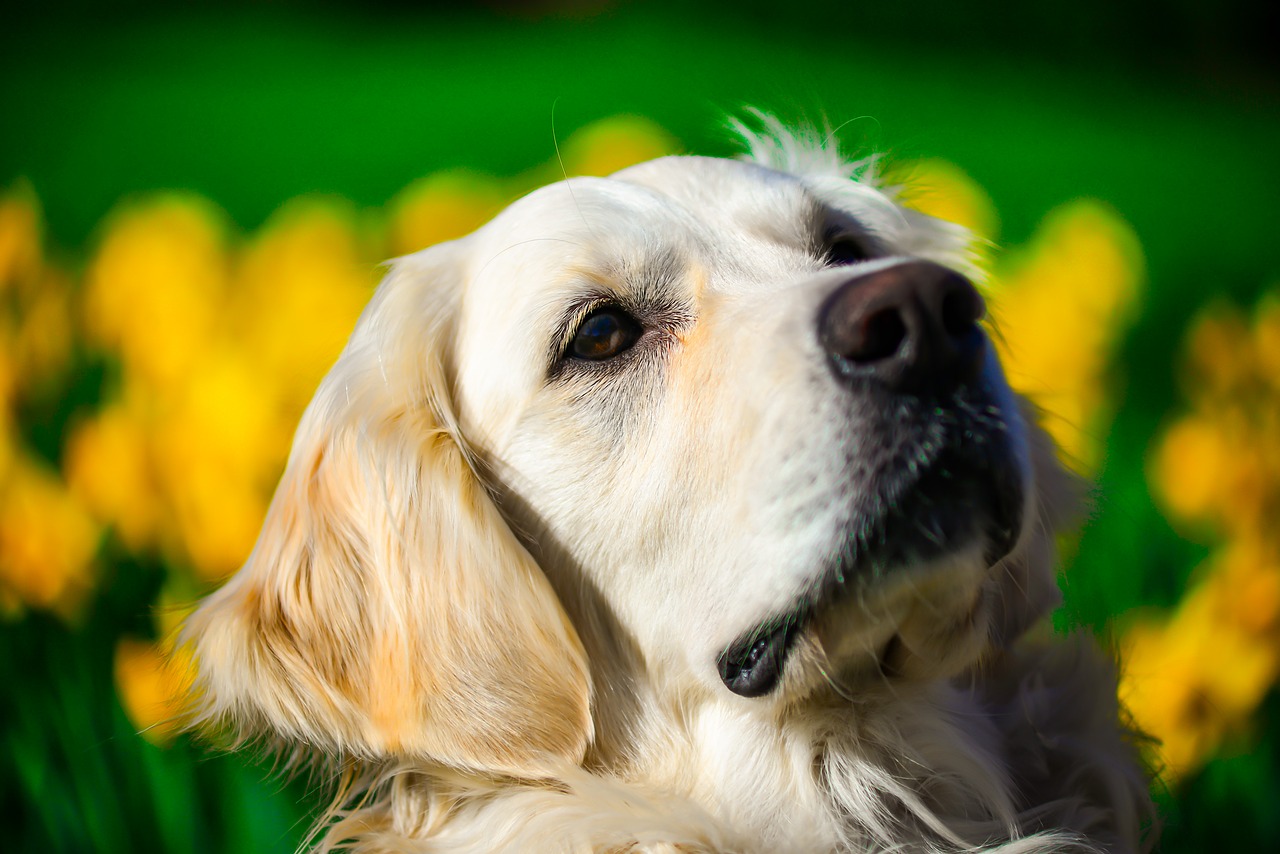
[
  {"x1": 180, "y1": 245, "x2": 592, "y2": 776},
  {"x1": 988, "y1": 406, "x2": 1083, "y2": 647}
]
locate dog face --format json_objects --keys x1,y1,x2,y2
[
  {"x1": 183, "y1": 138, "x2": 1070, "y2": 777},
  {"x1": 452, "y1": 154, "x2": 1045, "y2": 701}
]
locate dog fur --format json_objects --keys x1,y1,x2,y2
[{"x1": 181, "y1": 120, "x2": 1155, "y2": 853}]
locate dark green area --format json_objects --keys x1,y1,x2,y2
[{"x1": 3, "y1": 3, "x2": 1277, "y2": 851}]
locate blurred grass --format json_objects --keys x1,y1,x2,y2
[{"x1": 2, "y1": 3, "x2": 1279, "y2": 851}]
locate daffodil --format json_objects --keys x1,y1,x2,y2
[
  {"x1": 1134, "y1": 287, "x2": 1280, "y2": 783},
  {"x1": 0, "y1": 452, "x2": 100, "y2": 617},
  {"x1": 114, "y1": 636, "x2": 194, "y2": 747},
  {"x1": 388, "y1": 172, "x2": 507, "y2": 258},
  {"x1": 558, "y1": 115, "x2": 678, "y2": 178},
  {"x1": 892, "y1": 157, "x2": 1000, "y2": 242},
  {"x1": 83, "y1": 196, "x2": 229, "y2": 391},
  {"x1": 64, "y1": 394, "x2": 164, "y2": 552},
  {"x1": 987, "y1": 201, "x2": 1144, "y2": 471},
  {"x1": 230, "y1": 199, "x2": 377, "y2": 414},
  {"x1": 1121, "y1": 541, "x2": 1280, "y2": 780},
  {"x1": 0, "y1": 182, "x2": 43, "y2": 294}
]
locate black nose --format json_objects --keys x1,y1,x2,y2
[{"x1": 818, "y1": 261, "x2": 987, "y2": 396}]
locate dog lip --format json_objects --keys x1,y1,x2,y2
[{"x1": 717, "y1": 614, "x2": 807, "y2": 697}]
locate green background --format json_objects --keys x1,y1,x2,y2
[{"x1": 3, "y1": 1, "x2": 1278, "y2": 850}]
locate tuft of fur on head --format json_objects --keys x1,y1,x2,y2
[
  {"x1": 728, "y1": 109, "x2": 881, "y2": 185},
  {"x1": 730, "y1": 110, "x2": 986, "y2": 283}
]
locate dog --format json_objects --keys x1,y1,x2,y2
[{"x1": 181, "y1": 121, "x2": 1155, "y2": 853}]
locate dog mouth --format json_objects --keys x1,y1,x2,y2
[{"x1": 717, "y1": 407, "x2": 1025, "y2": 699}]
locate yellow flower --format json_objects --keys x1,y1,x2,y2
[
  {"x1": 1150, "y1": 414, "x2": 1234, "y2": 528},
  {"x1": 1121, "y1": 569, "x2": 1279, "y2": 781},
  {"x1": 558, "y1": 115, "x2": 679, "y2": 178},
  {"x1": 1, "y1": 184, "x2": 74, "y2": 398},
  {"x1": 12, "y1": 266, "x2": 75, "y2": 389},
  {"x1": 1183, "y1": 303, "x2": 1253, "y2": 399},
  {"x1": 1136, "y1": 287, "x2": 1280, "y2": 783},
  {"x1": 83, "y1": 196, "x2": 229, "y2": 390},
  {"x1": 114, "y1": 637, "x2": 194, "y2": 747},
  {"x1": 151, "y1": 350, "x2": 282, "y2": 581},
  {"x1": 1212, "y1": 537, "x2": 1280, "y2": 636},
  {"x1": 0, "y1": 452, "x2": 100, "y2": 617},
  {"x1": 0, "y1": 182, "x2": 42, "y2": 295},
  {"x1": 231, "y1": 200, "x2": 377, "y2": 414},
  {"x1": 64, "y1": 396, "x2": 163, "y2": 552},
  {"x1": 892, "y1": 158, "x2": 1000, "y2": 242},
  {"x1": 153, "y1": 582, "x2": 198, "y2": 640},
  {"x1": 388, "y1": 172, "x2": 506, "y2": 257},
  {"x1": 1152, "y1": 290, "x2": 1280, "y2": 538},
  {"x1": 1253, "y1": 293, "x2": 1280, "y2": 387},
  {"x1": 0, "y1": 322, "x2": 16, "y2": 457},
  {"x1": 989, "y1": 201, "x2": 1144, "y2": 470}
]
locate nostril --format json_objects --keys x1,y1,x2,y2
[{"x1": 851, "y1": 307, "x2": 907, "y2": 363}]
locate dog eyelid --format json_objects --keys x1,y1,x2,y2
[{"x1": 822, "y1": 230, "x2": 871, "y2": 266}]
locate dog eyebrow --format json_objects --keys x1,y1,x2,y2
[
  {"x1": 600, "y1": 244, "x2": 690, "y2": 304},
  {"x1": 541, "y1": 247, "x2": 694, "y2": 377}
]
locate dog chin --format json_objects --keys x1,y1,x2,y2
[
  {"x1": 718, "y1": 426, "x2": 1027, "y2": 699},
  {"x1": 808, "y1": 542, "x2": 993, "y2": 689},
  {"x1": 717, "y1": 530, "x2": 1008, "y2": 701}
]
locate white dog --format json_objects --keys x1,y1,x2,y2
[{"x1": 182, "y1": 122, "x2": 1155, "y2": 853}]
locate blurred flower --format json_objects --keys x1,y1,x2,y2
[
  {"x1": 151, "y1": 351, "x2": 278, "y2": 581},
  {"x1": 83, "y1": 196, "x2": 229, "y2": 390},
  {"x1": 1151, "y1": 292, "x2": 1280, "y2": 540},
  {"x1": 1254, "y1": 294, "x2": 1280, "y2": 384},
  {"x1": 987, "y1": 201, "x2": 1144, "y2": 471},
  {"x1": 1, "y1": 182, "x2": 75, "y2": 407},
  {"x1": 1121, "y1": 539, "x2": 1280, "y2": 780},
  {"x1": 114, "y1": 636, "x2": 193, "y2": 747},
  {"x1": 0, "y1": 184, "x2": 99, "y2": 619},
  {"x1": 558, "y1": 115, "x2": 679, "y2": 177},
  {"x1": 0, "y1": 452, "x2": 99, "y2": 617},
  {"x1": 893, "y1": 158, "x2": 1000, "y2": 242},
  {"x1": 1182, "y1": 302, "x2": 1254, "y2": 400},
  {"x1": 231, "y1": 199, "x2": 377, "y2": 414},
  {"x1": 389, "y1": 172, "x2": 506, "y2": 257},
  {"x1": 71, "y1": 197, "x2": 379, "y2": 582},
  {"x1": 1151, "y1": 413, "x2": 1237, "y2": 528},
  {"x1": 12, "y1": 267, "x2": 75, "y2": 384},
  {"x1": 1132, "y1": 287, "x2": 1280, "y2": 782},
  {"x1": 65, "y1": 394, "x2": 163, "y2": 552},
  {"x1": 0, "y1": 182, "x2": 43, "y2": 294}
]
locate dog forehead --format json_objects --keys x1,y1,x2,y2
[
  {"x1": 461, "y1": 158, "x2": 819, "y2": 310},
  {"x1": 612, "y1": 154, "x2": 814, "y2": 219}
]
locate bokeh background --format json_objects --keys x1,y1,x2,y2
[{"x1": 3, "y1": 1, "x2": 1278, "y2": 850}]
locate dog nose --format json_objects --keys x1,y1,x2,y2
[{"x1": 818, "y1": 261, "x2": 987, "y2": 396}]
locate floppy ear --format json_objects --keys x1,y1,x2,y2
[
  {"x1": 988, "y1": 404, "x2": 1083, "y2": 647},
  {"x1": 181, "y1": 246, "x2": 592, "y2": 776}
]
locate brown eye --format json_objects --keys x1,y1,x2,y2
[
  {"x1": 570, "y1": 307, "x2": 643, "y2": 360},
  {"x1": 825, "y1": 235, "x2": 870, "y2": 266}
]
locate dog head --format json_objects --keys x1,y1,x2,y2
[{"x1": 182, "y1": 125, "x2": 1075, "y2": 777}]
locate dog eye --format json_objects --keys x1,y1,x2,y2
[
  {"x1": 824, "y1": 235, "x2": 870, "y2": 266},
  {"x1": 570, "y1": 307, "x2": 643, "y2": 360}
]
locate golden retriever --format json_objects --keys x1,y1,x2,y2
[{"x1": 181, "y1": 121, "x2": 1155, "y2": 853}]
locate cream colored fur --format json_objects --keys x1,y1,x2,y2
[{"x1": 181, "y1": 121, "x2": 1155, "y2": 853}]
